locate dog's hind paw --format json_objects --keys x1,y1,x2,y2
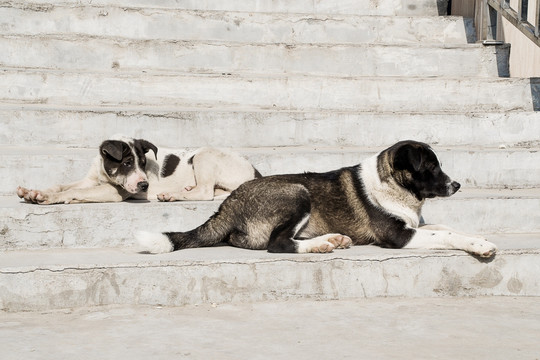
[{"x1": 328, "y1": 234, "x2": 352, "y2": 249}]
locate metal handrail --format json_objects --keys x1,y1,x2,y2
[{"x1": 476, "y1": 0, "x2": 540, "y2": 47}]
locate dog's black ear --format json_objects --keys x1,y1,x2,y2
[
  {"x1": 100, "y1": 140, "x2": 124, "y2": 161},
  {"x1": 394, "y1": 144, "x2": 424, "y2": 172},
  {"x1": 136, "y1": 139, "x2": 158, "y2": 160}
]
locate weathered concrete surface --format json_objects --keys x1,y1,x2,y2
[
  {"x1": 2, "y1": 191, "x2": 540, "y2": 249},
  {"x1": 1, "y1": 297, "x2": 540, "y2": 359},
  {"x1": 3, "y1": 0, "x2": 447, "y2": 17},
  {"x1": 2, "y1": 146, "x2": 539, "y2": 193},
  {"x1": 2, "y1": 189, "x2": 540, "y2": 249},
  {"x1": 0, "y1": 37, "x2": 504, "y2": 77},
  {"x1": 0, "y1": 239, "x2": 539, "y2": 311},
  {"x1": 1, "y1": 108, "x2": 538, "y2": 149},
  {"x1": 1, "y1": 70, "x2": 535, "y2": 112},
  {"x1": 0, "y1": 8, "x2": 473, "y2": 44}
]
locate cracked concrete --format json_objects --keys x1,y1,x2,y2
[
  {"x1": 1, "y1": 110, "x2": 539, "y2": 149},
  {"x1": 1, "y1": 243, "x2": 540, "y2": 311},
  {"x1": 3, "y1": 147, "x2": 540, "y2": 196},
  {"x1": 1, "y1": 0, "x2": 444, "y2": 16}
]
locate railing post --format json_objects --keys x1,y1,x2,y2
[
  {"x1": 476, "y1": 0, "x2": 489, "y2": 41},
  {"x1": 534, "y1": 0, "x2": 540, "y2": 37},
  {"x1": 517, "y1": 0, "x2": 524, "y2": 21}
]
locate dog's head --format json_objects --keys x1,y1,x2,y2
[
  {"x1": 388, "y1": 140, "x2": 460, "y2": 201},
  {"x1": 99, "y1": 137, "x2": 158, "y2": 194}
]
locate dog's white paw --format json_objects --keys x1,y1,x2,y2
[
  {"x1": 157, "y1": 192, "x2": 176, "y2": 202},
  {"x1": 295, "y1": 234, "x2": 354, "y2": 253},
  {"x1": 17, "y1": 187, "x2": 54, "y2": 204},
  {"x1": 467, "y1": 238, "x2": 498, "y2": 258},
  {"x1": 16, "y1": 186, "x2": 28, "y2": 199},
  {"x1": 327, "y1": 234, "x2": 352, "y2": 249},
  {"x1": 308, "y1": 241, "x2": 335, "y2": 253}
]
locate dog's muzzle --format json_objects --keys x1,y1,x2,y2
[{"x1": 137, "y1": 181, "x2": 149, "y2": 192}]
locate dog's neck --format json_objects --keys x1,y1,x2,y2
[{"x1": 360, "y1": 154, "x2": 423, "y2": 228}]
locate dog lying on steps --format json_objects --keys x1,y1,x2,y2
[
  {"x1": 17, "y1": 136, "x2": 261, "y2": 204},
  {"x1": 137, "y1": 140, "x2": 498, "y2": 258}
]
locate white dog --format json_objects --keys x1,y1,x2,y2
[{"x1": 17, "y1": 136, "x2": 261, "y2": 204}]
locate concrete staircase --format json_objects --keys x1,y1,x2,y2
[{"x1": 1, "y1": 0, "x2": 539, "y2": 312}]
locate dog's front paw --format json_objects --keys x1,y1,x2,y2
[
  {"x1": 31, "y1": 190, "x2": 57, "y2": 205},
  {"x1": 468, "y1": 238, "x2": 498, "y2": 258},
  {"x1": 17, "y1": 187, "x2": 47, "y2": 204},
  {"x1": 157, "y1": 192, "x2": 176, "y2": 202},
  {"x1": 17, "y1": 186, "x2": 30, "y2": 200}
]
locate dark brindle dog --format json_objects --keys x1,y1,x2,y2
[{"x1": 137, "y1": 140, "x2": 497, "y2": 257}]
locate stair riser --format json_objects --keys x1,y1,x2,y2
[
  {"x1": 0, "y1": 37, "x2": 503, "y2": 77},
  {"x1": 1, "y1": 72, "x2": 535, "y2": 111},
  {"x1": 4, "y1": 0, "x2": 445, "y2": 18},
  {"x1": 2, "y1": 110, "x2": 538, "y2": 148},
  {"x1": 1, "y1": 252, "x2": 537, "y2": 311},
  {"x1": 0, "y1": 9, "x2": 472, "y2": 44},
  {"x1": 2, "y1": 195, "x2": 539, "y2": 250},
  {"x1": 5, "y1": 150, "x2": 540, "y2": 194}
]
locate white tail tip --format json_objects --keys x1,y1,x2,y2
[{"x1": 136, "y1": 231, "x2": 174, "y2": 254}]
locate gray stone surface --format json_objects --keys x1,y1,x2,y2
[
  {"x1": 3, "y1": 0, "x2": 445, "y2": 16},
  {"x1": 1, "y1": 71, "x2": 535, "y2": 112},
  {"x1": 1, "y1": 237, "x2": 539, "y2": 311},
  {"x1": 0, "y1": 37, "x2": 503, "y2": 77},
  {"x1": 3, "y1": 147, "x2": 540, "y2": 194},
  {"x1": 0, "y1": 8, "x2": 472, "y2": 44},
  {"x1": 1, "y1": 109, "x2": 538, "y2": 149},
  {"x1": 1, "y1": 297, "x2": 540, "y2": 359},
  {"x1": 2, "y1": 191, "x2": 540, "y2": 250},
  {"x1": 1, "y1": 0, "x2": 539, "y2": 321}
]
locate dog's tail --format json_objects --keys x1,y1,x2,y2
[{"x1": 136, "y1": 211, "x2": 234, "y2": 254}]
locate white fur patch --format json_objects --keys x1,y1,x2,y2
[
  {"x1": 136, "y1": 231, "x2": 174, "y2": 254},
  {"x1": 295, "y1": 234, "x2": 339, "y2": 253},
  {"x1": 360, "y1": 153, "x2": 421, "y2": 227}
]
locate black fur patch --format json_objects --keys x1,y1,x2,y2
[
  {"x1": 100, "y1": 140, "x2": 135, "y2": 178},
  {"x1": 161, "y1": 154, "x2": 180, "y2": 178}
]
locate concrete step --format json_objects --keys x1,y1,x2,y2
[
  {"x1": 2, "y1": 188, "x2": 540, "y2": 250},
  {"x1": 0, "y1": 36, "x2": 506, "y2": 77},
  {"x1": 0, "y1": 8, "x2": 474, "y2": 45},
  {"x1": 2, "y1": 298, "x2": 540, "y2": 359},
  {"x1": 6, "y1": 0, "x2": 448, "y2": 17},
  {"x1": 2, "y1": 70, "x2": 537, "y2": 112},
  {"x1": 2, "y1": 108, "x2": 539, "y2": 149},
  {"x1": 3, "y1": 146, "x2": 540, "y2": 194},
  {"x1": 1, "y1": 233, "x2": 539, "y2": 311}
]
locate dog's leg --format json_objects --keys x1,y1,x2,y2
[
  {"x1": 24, "y1": 184, "x2": 130, "y2": 204},
  {"x1": 403, "y1": 227, "x2": 497, "y2": 258},
  {"x1": 157, "y1": 184, "x2": 215, "y2": 202},
  {"x1": 17, "y1": 178, "x2": 98, "y2": 204},
  {"x1": 264, "y1": 191, "x2": 352, "y2": 254},
  {"x1": 420, "y1": 224, "x2": 486, "y2": 239}
]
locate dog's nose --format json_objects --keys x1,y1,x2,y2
[
  {"x1": 137, "y1": 181, "x2": 149, "y2": 192},
  {"x1": 451, "y1": 181, "x2": 461, "y2": 192}
]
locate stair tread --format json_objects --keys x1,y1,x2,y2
[{"x1": 1, "y1": 233, "x2": 539, "y2": 271}]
